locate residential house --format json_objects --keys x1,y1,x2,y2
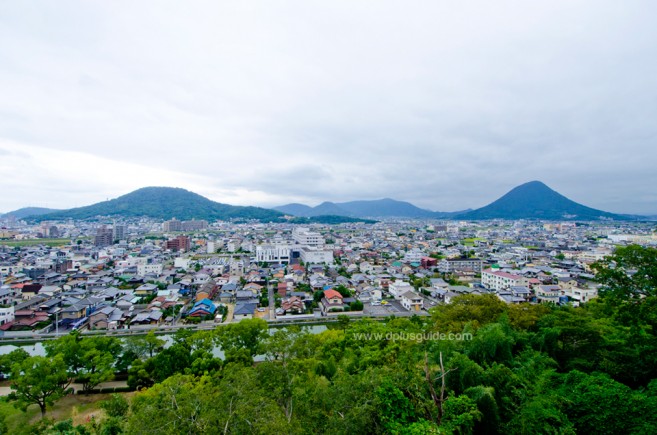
[
  {"x1": 536, "y1": 285, "x2": 563, "y2": 304},
  {"x1": 400, "y1": 291, "x2": 424, "y2": 311},
  {"x1": 188, "y1": 298, "x2": 217, "y2": 317},
  {"x1": 388, "y1": 281, "x2": 414, "y2": 300},
  {"x1": 233, "y1": 303, "x2": 257, "y2": 320},
  {"x1": 21, "y1": 284, "x2": 42, "y2": 300},
  {"x1": 281, "y1": 296, "x2": 305, "y2": 315},
  {"x1": 131, "y1": 309, "x2": 163, "y2": 325},
  {"x1": 135, "y1": 283, "x2": 158, "y2": 297},
  {"x1": 320, "y1": 289, "x2": 344, "y2": 314},
  {"x1": 89, "y1": 306, "x2": 125, "y2": 330}
]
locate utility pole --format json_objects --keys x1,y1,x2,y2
[{"x1": 54, "y1": 307, "x2": 61, "y2": 336}]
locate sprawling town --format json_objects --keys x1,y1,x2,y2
[{"x1": 1, "y1": 214, "x2": 655, "y2": 338}]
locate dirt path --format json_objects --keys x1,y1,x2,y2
[{"x1": 0, "y1": 379, "x2": 128, "y2": 397}]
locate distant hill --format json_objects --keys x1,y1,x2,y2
[
  {"x1": 274, "y1": 198, "x2": 456, "y2": 219},
  {"x1": 273, "y1": 203, "x2": 316, "y2": 217},
  {"x1": 287, "y1": 215, "x2": 377, "y2": 224},
  {"x1": 275, "y1": 202, "x2": 352, "y2": 217},
  {"x1": 454, "y1": 181, "x2": 628, "y2": 221},
  {"x1": 28, "y1": 187, "x2": 284, "y2": 222},
  {"x1": 2, "y1": 207, "x2": 61, "y2": 220}
]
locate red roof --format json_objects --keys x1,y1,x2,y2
[{"x1": 324, "y1": 289, "x2": 343, "y2": 299}]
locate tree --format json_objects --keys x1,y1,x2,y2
[
  {"x1": 337, "y1": 315, "x2": 350, "y2": 330},
  {"x1": 592, "y1": 245, "x2": 657, "y2": 328},
  {"x1": 100, "y1": 393, "x2": 129, "y2": 418},
  {"x1": 375, "y1": 378, "x2": 416, "y2": 430},
  {"x1": 0, "y1": 348, "x2": 29, "y2": 378},
  {"x1": 215, "y1": 318, "x2": 268, "y2": 362},
  {"x1": 593, "y1": 245, "x2": 657, "y2": 300},
  {"x1": 44, "y1": 332, "x2": 122, "y2": 393},
  {"x1": 9, "y1": 355, "x2": 70, "y2": 418},
  {"x1": 557, "y1": 370, "x2": 657, "y2": 435},
  {"x1": 430, "y1": 294, "x2": 507, "y2": 333},
  {"x1": 127, "y1": 330, "x2": 166, "y2": 359},
  {"x1": 441, "y1": 395, "x2": 482, "y2": 435}
]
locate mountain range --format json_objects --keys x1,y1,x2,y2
[
  {"x1": 274, "y1": 198, "x2": 466, "y2": 219},
  {"x1": 8, "y1": 181, "x2": 636, "y2": 223},
  {"x1": 275, "y1": 181, "x2": 632, "y2": 221}
]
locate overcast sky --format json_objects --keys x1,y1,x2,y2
[{"x1": 1, "y1": 1, "x2": 657, "y2": 215}]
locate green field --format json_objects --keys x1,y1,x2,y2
[
  {"x1": 0, "y1": 238, "x2": 72, "y2": 248},
  {"x1": 462, "y1": 237, "x2": 485, "y2": 246}
]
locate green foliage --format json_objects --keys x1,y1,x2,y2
[
  {"x1": 349, "y1": 300, "x2": 364, "y2": 311},
  {"x1": 44, "y1": 332, "x2": 122, "y2": 393},
  {"x1": 557, "y1": 370, "x2": 657, "y2": 434},
  {"x1": 215, "y1": 318, "x2": 268, "y2": 362},
  {"x1": 593, "y1": 245, "x2": 657, "y2": 328},
  {"x1": 9, "y1": 355, "x2": 70, "y2": 418},
  {"x1": 375, "y1": 379, "x2": 416, "y2": 429},
  {"x1": 430, "y1": 293, "x2": 507, "y2": 333},
  {"x1": 0, "y1": 348, "x2": 30, "y2": 377},
  {"x1": 442, "y1": 395, "x2": 482, "y2": 435},
  {"x1": 100, "y1": 394, "x2": 129, "y2": 418}
]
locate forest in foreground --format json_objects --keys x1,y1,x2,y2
[{"x1": 1, "y1": 245, "x2": 657, "y2": 434}]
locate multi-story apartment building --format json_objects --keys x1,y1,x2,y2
[
  {"x1": 481, "y1": 268, "x2": 523, "y2": 291},
  {"x1": 438, "y1": 257, "x2": 483, "y2": 274},
  {"x1": 113, "y1": 223, "x2": 127, "y2": 242},
  {"x1": 162, "y1": 218, "x2": 182, "y2": 232},
  {"x1": 94, "y1": 226, "x2": 113, "y2": 247},
  {"x1": 165, "y1": 236, "x2": 191, "y2": 252},
  {"x1": 137, "y1": 263, "x2": 164, "y2": 276}
]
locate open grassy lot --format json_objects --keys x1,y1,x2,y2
[
  {"x1": 0, "y1": 392, "x2": 134, "y2": 434},
  {"x1": 0, "y1": 238, "x2": 72, "y2": 248}
]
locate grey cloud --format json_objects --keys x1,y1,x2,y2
[{"x1": 1, "y1": 1, "x2": 657, "y2": 214}]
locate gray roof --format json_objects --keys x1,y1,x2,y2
[{"x1": 234, "y1": 303, "x2": 257, "y2": 315}]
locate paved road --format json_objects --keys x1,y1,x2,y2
[{"x1": 268, "y1": 284, "x2": 276, "y2": 320}]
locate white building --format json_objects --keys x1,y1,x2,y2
[
  {"x1": 563, "y1": 287, "x2": 598, "y2": 304},
  {"x1": 256, "y1": 245, "x2": 291, "y2": 264},
  {"x1": 292, "y1": 227, "x2": 325, "y2": 247},
  {"x1": 137, "y1": 263, "x2": 164, "y2": 276},
  {"x1": 174, "y1": 258, "x2": 191, "y2": 269},
  {"x1": 403, "y1": 249, "x2": 426, "y2": 263},
  {"x1": 0, "y1": 305, "x2": 15, "y2": 326},
  {"x1": 482, "y1": 269, "x2": 524, "y2": 291},
  {"x1": 299, "y1": 247, "x2": 334, "y2": 264},
  {"x1": 388, "y1": 281, "x2": 414, "y2": 300},
  {"x1": 401, "y1": 291, "x2": 424, "y2": 311},
  {"x1": 117, "y1": 257, "x2": 148, "y2": 268}
]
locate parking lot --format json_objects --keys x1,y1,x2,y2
[{"x1": 363, "y1": 300, "x2": 404, "y2": 316}]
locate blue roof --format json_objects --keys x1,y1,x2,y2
[{"x1": 189, "y1": 299, "x2": 217, "y2": 315}]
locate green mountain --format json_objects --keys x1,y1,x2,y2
[
  {"x1": 28, "y1": 187, "x2": 284, "y2": 222},
  {"x1": 1, "y1": 207, "x2": 60, "y2": 220},
  {"x1": 339, "y1": 198, "x2": 442, "y2": 218},
  {"x1": 274, "y1": 198, "x2": 458, "y2": 218},
  {"x1": 455, "y1": 181, "x2": 628, "y2": 221}
]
